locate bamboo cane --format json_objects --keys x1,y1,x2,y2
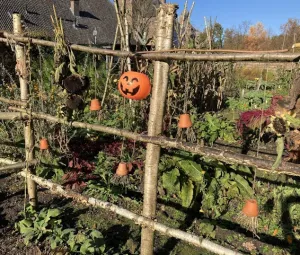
[
  {"x1": 141, "y1": 5, "x2": 177, "y2": 255},
  {"x1": 18, "y1": 171, "x2": 243, "y2": 255},
  {"x1": 13, "y1": 13, "x2": 37, "y2": 207},
  {"x1": 7, "y1": 107, "x2": 300, "y2": 177}
]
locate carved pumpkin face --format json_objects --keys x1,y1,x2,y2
[{"x1": 118, "y1": 71, "x2": 151, "y2": 100}]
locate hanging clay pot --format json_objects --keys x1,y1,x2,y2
[
  {"x1": 118, "y1": 71, "x2": 151, "y2": 100},
  {"x1": 242, "y1": 199, "x2": 259, "y2": 217},
  {"x1": 40, "y1": 138, "x2": 49, "y2": 150},
  {"x1": 178, "y1": 113, "x2": 192, "y2": 128},
  {"x1": 116, "y1": 162, "x2": 129, "y2": 176},
  {"x1": 90, "y1": 99, "x2": 101, "y2": 111}
]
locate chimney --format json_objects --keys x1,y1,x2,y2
[{"x1": 70, "y1": 0, "x2": 80, "y2": 16}]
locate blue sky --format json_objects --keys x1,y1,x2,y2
[{"x1": 172, "y1": 0, "x2": 300, "y2": 35}]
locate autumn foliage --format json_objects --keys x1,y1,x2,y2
[
  {"x1": 244, "y1": 22, "x2": 269, "y2": 50},
  {"x1": 222, "y1": 18, "x2": 300, "y2": 50}
]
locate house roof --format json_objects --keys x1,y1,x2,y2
[{"x1": 0, "y1": 0, "x2": 117, "y2": 45}]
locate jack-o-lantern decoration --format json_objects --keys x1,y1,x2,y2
[{"x1": 118, "y1": 71, "x2": 151, "y2": 100}]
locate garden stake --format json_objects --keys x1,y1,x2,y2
[
  {"x1": 13, "y1": 13, "x2": 37, "y2": 207},
  {"x1": 141, "y1": 5, "x2": 177, "y2": 255}
]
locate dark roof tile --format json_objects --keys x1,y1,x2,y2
[{"x1": 0, "y1": 0, "x2": 117, "y2": 45}]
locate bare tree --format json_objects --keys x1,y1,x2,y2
[{"x1": 281, "y1": 18, "x2": 300, "y2": 48}]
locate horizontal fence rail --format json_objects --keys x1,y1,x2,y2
[
  {"x1": 4, "y1": 107, "x2": 300, "y2": 177},
  {"x1": 0, "y1": 160, "x2": 37, "y2": 172},
  {"x1": 16, "y1": 170, "x2": 242, "y2": 255},
  {"x1": 1, "y1": 32, "x2": 300, "y2": 62}
]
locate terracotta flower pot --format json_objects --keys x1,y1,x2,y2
[
  {"x1": 178, "y1": 113, "x2": 192, "y2": 128},
  {"x1": 242, "y1": 199, "x2": 259, "y2": 217},
  {"x1": 116, "y1": 162, "x2": 129, "y2": 176},
  {"x1": 40, "y1": 138, "x2": 49, "y2": 150},
  {"x1": 90, "y1": 99, "x2": 101, "y2": 111}
]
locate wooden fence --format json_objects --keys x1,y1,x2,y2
[{"x1": 0, "y1": 4, "x2": 300, "y2": 255}]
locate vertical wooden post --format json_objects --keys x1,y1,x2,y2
[
  {"x1": 141, "y1": 4, "x2": 177, "y2": 255},
  {"x1": 13, "y1": 13, "x2": 37, "y2": 207}
]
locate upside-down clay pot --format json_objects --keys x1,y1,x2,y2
[
  {"x1": 116, "y1": 162, "x2": 129, "y2": 176},
  {"x1": 90, "y1": 99, "x2": 101, "y2": 111},
  {"x1": 242, "y1": 199, "x2": 259, "y2": 217},
  {"x1": 40, "y1": 138, "x2": 49, "y2": 150},
  {"x1": 178, "y1": 114, "x2": 192, "y2": 128}
]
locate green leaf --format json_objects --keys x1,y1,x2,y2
[
  {"x1": 180, "y1": 180, "x2": 194, "y2": 208},
  {"x1": 67, "y1": 236, "x2": 77, "y2": 251},
  {"x1": 234, "y1": 174, "x2": 254, "y2": 198},
  {"x1": 24, "y1": 232, "x2": 36, "y2": 246},
  {"x1": 76, "y1": 232, "x2": 87, "y2": 243},
  {"x1": 227, "y1": 184, "x2": 240, "y2": 198},
  {"x1": 272, "y1": 136, "x2": 285, "y2": 170},
  {"x1": 49, "y1": 237, "x2": 60, "y2": 249},
  {"x1": 162, "y1": 168, "x2": 180, "y2": 194},
  {"x1": 80, "y1": 240, "x2": 94, "y2": 254},
  {"x1": 19, "y1": 226, "x2": 35, "y2": 236},
  {"x1": 18, "y1": 219, "x2": 33, "y2": 228},
  {"x1": 45, "y1": 208, "x2": 61, "y2": 221},
  {"x1": 234, "y1": 165, "x2": 252, "y2": 174},
  {"x1": 199, "y1": 222, "x2": 216, "y2": 238},
  {"x1": 62, "y1": 228, "x2": 76, "y2": 236},
  {"x1": 176, "y1": 160, "x2": 203, "y2": 182},
  {"x1": 90, "y1": 230, "x2": 103, "y2": 239}
]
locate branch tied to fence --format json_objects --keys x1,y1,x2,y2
[
  {"x1": 1, "y1": 32, "x2": 300, "y2": 62},
  {"x1": 15, "y1": 170, "x2": 249, "y2": 255},
  {"x1": 5, "y1": 106, "x2": 300, "y2": 178}
]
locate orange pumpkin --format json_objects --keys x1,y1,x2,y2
[{"x1": 118, "y1": 71, "x2": 151, "y2": 100}]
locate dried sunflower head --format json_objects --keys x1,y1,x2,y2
[
  {"x1": 66, "y1": 94, "x2": 84, "y2": 110},
  {"x1": 272, "y1": 117, "x2": 287, "y2": 135}
]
